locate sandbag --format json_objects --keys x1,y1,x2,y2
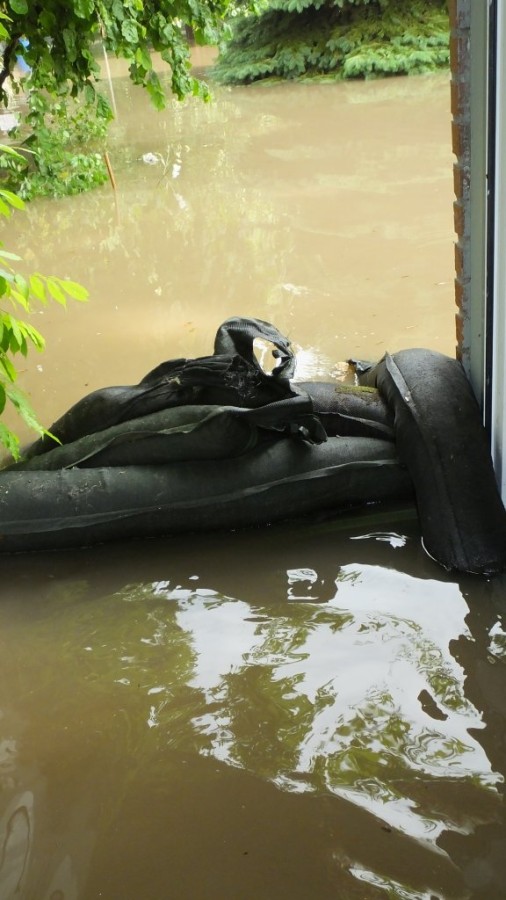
[
  {"x1": 4, "y1": 316, "x2": 505, "y2": 573},
  {"x1": 0, "y1": 437, "x2": 413, "y2": 553},
  {"x1": 360, "y1": 349, "x2": 506, "y2": 575},
  {"x1": 6, "y1": 406, "x2": 259, "y2": 471},
  {"x1": 299, "y1": 382, "x2": 394, "y2": 440},
  {"x1": 25, "y1": 318, "x2": 323, "y2": 458}
]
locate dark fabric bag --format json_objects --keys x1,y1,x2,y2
[
  {"x1": 7, "y1": 406, "x2": 259, "y2": 471},
  {"x1": 23, "y1": 317, "x2": 326, "y2": 458}
]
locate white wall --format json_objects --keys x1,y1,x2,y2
[{"x1": 489, "y1": 0, "x2": 506, "y2": 499}]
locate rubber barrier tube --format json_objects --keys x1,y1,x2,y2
[
  {"x1": 0, "y1": 437, "x2": 412, "y2": 553},
  {"x1": 360, "y1": 349, "x2": 506, "y2": 575}
]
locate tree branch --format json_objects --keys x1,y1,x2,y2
[{"x1": 0, "y1": 33, "x2": 23, "y2": 103}]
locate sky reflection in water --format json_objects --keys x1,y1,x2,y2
[
  {"x1": 0, "y1": 514, "x2": 505, "y2": 898},
  {"x1": 116, "y1": 551, "x2": 500, "y2": 845}
]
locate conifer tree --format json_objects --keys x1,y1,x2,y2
[{"x1": 213, "y1": 0, "x2": 449, "y2": 84}]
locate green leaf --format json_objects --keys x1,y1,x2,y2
[
  {"x1": 9, "y1": 0, "x2": 28, "y2": 13},
  {"x1": 112, "y1": 0, "x2": 125, "y2": 21},
  {"x1": 0, "y1": 422, "x2": 20, "y2": 460},
  {"x1": 10, "y1": 289, "x2": 29, "y2": 311},
  {"x1": 13, "y1": 273, "x2": 29, "y2": 299},
  {"x1": 121, "y1": 19, "x2": 139, "y2": 43},
  {"x1": 0, "y1": 354, "x2": 17, "y2": 382},
  {"x1": 21, "y1": 322, "x2": 45, "y2": 351},
  {"x1": 145, "y1": 71, "x2": 165, "y2": 110},
  {"x1": 0, "y1": 326, "x2": 9, "y2": 353},
  {"x1": 0, "y1": 145, "x2": 26, "y2": 162},
  {"x1": 4, "y1": 314, "x2": 22, "y2": 348},
  {"x1": 135, "y1": 45, "x2": 152, "y2": 71},
  {"x1": 58, "y1": 279, "x2": 89, "y2": 301},
  {"x1": 46, "y1": 278, "x2": 67, "y2": 306},
  {"x1": 96, "y1": 93, "x2": 113, "y2": 121},
  {"x1": 0, "y1": 250, "x2": 22, "y2": 262},
  {"x1": 63, "y1": 28, "x2": 77, "y2": 62},
  {"x1": 0, "y1": 190, "x2": 24, "y2": 210},
  {"x1": 83, "y1": 83, "x2": 95, "y2": 105},
  {"x1": 8, "y1": 325, "x2": 26, "y2": 355},
  {"x1": 29, "y1": 275, "x2": 47, "y2": 303},
  {"x1": 73, "y1": 0, "x2": 95, "y2": 19},
  {"x1": 6, "y1": 383, "x2": 45, "y2": 435}
]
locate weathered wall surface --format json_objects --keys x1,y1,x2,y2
[{"x1": 449, "y1": 0, "x2": 471, "y2": 363}]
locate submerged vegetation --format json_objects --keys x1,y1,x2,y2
[
  {"x1": 213, "y1": 0, "x2": 450, "y2": 85},
  {"x1": 0, "y1": 0, "x2": 231, "y2": 199},
  {"x1": 0, "y1": 91, "x2": 111, "y2": 200}
]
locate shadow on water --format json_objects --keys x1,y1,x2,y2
[{"x1": 1, "y1": 64, "x2": 505, "y2": 900}]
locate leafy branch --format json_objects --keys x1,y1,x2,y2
[{"x1": 0, "y1": 146, "x2": 88, "y2": 458}]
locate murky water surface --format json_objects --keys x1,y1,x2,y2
[
  {"x1": 2, "y1": 64, "x2": 505, "y2": 900},
  {"x1": 6, "y1": 62, "x2": 455, "y2": 437}
]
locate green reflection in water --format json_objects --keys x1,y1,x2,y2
[
  {"x1": 6, "y1": 566, "x2": 498, "y2": 836},
  {"x1": 0, "y1": 542, "x2": 503, "y2": 899}
]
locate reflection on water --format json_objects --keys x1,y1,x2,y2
[
  {"x1": 145, "y1": 565, "x2": 496, "y2": 842},
  {"x1": 0, "y1": 513, "x2": 505, "y2": 899},
  {"x1": 2, "y1": 63, "x2": 505, "y2": 900}
]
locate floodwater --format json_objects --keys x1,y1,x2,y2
[
  {"x1": 5, "y1": 59, "x2": 455, "y2": 438},
  {"x1": 2, "y1": 61, "x2": 506, "y2": 900}
]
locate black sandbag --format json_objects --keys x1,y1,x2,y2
[
  {"x1": 9, "y1": 314, "x2": 504, "y2": 571},
  {"x1": 361, "y1": 349, "x2": 506, "y2": 575},
  {"x1": 299, "y1": 382, "x2": 394, "y2": 440},
  {"x1": 214, "y1": 316, "x2": 295, "y2": 379},
  {"x1": 0, "y1": 436, "x2": 413, "y2": 553},
  {"x1": 25, "y1": 318, "x2": 323, "y2": 458},
  {"x1": 6, "y1": 406, "x2": 259, "y2": 471}
]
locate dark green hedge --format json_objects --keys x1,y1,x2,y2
[{"x1": 213, "y1": 0, "x2": 449, "y2": 84}]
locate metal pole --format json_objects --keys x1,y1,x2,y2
[{"x1": 102, "y1": 40, "x2": 118, "y2": 119}]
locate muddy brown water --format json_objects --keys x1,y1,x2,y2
[{"x1": 2, "y1": 65, "x2": 506, "y2": 900}]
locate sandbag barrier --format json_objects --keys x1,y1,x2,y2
[
  {"x1": 357, "y1": 350, "x2": 506, "y2": 575},
  {"x1": 1, "y1": 317, "x2": 505, "y2": 575}
]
